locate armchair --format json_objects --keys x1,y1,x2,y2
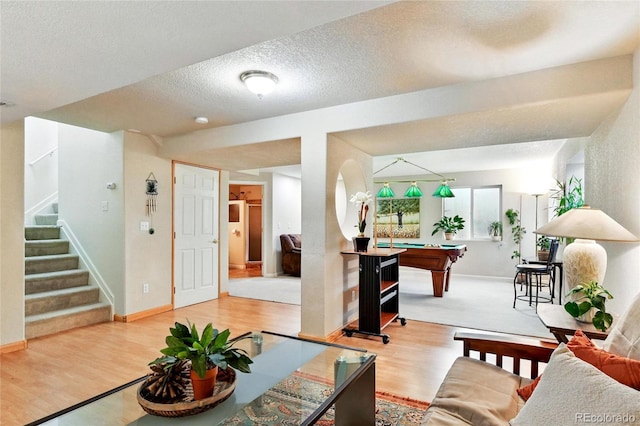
[{"x1": 280, "y1": 234, "x2": 301, "y2": 276}]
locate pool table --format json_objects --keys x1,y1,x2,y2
[{"x1": 375, "y1": 243, "x2": 467, "y2": 297}]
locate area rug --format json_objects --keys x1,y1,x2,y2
[
  {"x1": 399, "y1": 267, "x2": 551, "y2": 338},
  {"x1": 229, "y1": 275, "x2": 301, "y2": 305},
  {"x1": 219, "y1": 372, "x2": 429, "y2": 425}
]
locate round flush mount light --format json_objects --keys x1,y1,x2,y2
[
  {"x1": 240, "y1": 70, "x2": 278, "y2": 98},
  {"x1": 194, "y1": 116, "x2": 208, "y2": 124}
]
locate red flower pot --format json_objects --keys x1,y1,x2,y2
[{"x1": 190, "y1": 366, "x2": 218, "y2": 400}]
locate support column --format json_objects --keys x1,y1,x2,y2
[{"x1": 299, "y1": 132, "x2": 372, "y2": 340}]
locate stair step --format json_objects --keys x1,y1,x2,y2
[
  {"x1": 25, "y1": 303, "x2": 111, "y2": 340},
  {"x1": 25, "y1": 286, "x2": 100, "y2": 316},
  {"x1": 25, "y1": 226, "x2": 61, "y2": 240},
  {"x1": 25, "y1": 253, "x2": 79, "y2": 274},
  {"x1": 34, "y1": 214, "x2": 59, "y2": 226},
  {"x1": 25, "y1": 239, "x2": 69, "y2": 256},
  {"x1": 25, "y1": 269, "x2": 90, "y2": 294}
]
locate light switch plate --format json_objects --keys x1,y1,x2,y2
[{"x1": 140, "y1": 221, "x2": 150, "y2": 231}]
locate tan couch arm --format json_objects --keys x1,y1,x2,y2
[{"x1": 454, "y1": 331, "x2": 557, "y2": 379}]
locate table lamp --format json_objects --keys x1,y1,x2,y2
[{"x1": 534, "y1": 206, "x2": 638, "y2": 291}]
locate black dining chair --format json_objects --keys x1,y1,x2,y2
[{"x1": 513, "y1": 238, "x2": 559, "y2": 309}]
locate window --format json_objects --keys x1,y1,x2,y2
[{"x1": 443, "y1": 185, "x2": 501, "y2": 240}]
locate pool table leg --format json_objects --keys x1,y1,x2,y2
[{"x1": 431, "y1": 271, "x2": 445, "y2": 297}]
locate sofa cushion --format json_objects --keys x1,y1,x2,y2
[
  {"x1": 602, "y1": 291, "x2": 640, "y2": 360},
  {"x1": 421, "y1": 357, "x2": 529, "y2": 425},
  {"x1": 510, "y1": 344, "x2": 640, "y2": 425},
  {"x1": 568, "y1": 330, "x2": 640, "y2": 390}
]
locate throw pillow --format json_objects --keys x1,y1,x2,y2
[
  {"x1": 602, "y1": 291, "x2": 640, "y2": 360},
  {"x1": 568, "y1": 330, "x2": 640, "y2": 390},
  {"x1": 515, "y1": 375, "x2": 540, "y2": 401},
  {"x1": 510, "y1": 344, "x2": 640, "y2": 426}
]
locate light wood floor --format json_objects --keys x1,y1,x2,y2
[{"x1": 1, "y1": 288, "x2": 466, "y2": 425}]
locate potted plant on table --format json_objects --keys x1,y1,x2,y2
[
  {"x1": 350, "y1": 190, "x2": 373, "y2": 251},
  {"x1": 536, "y1": 236, "x2": 551, "y2": 261},
  {"x1": 488, "y1": 221, "x2": 502, "y2": 241},
  {"x1": 564, "y1": 281, "x2": 614, "y2": 332},
  {"x1": 149, "y1": 321, "x2": 253, "y2": 401},
  {"x1": 432, "y1": 215, "x2": 465, "y2": 240}
]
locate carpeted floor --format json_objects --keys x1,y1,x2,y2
[
  {"x1": 219, "y1": 371, "x2": 428, "y2": 425},
  {"x1": 228, "y1": 266, "x2": 553, "y2": 338}
]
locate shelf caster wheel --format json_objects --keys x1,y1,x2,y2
[
  {"x1": 382, "y1": 335, "x2": 390, "y2": 344},
  {"x1": 400, "y1": 318, "x2": 407, "y2": 326},
  {"x1": 345, "y1": 330, "x2": 354, "y2": 337}
]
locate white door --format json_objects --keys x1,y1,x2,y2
[{"x1": 174, "y1": 163, "x2": 219, "y2": 308}]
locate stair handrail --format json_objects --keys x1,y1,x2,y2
[{"x1": 28, "y1": 146, "x2": 58, "y2": 166}]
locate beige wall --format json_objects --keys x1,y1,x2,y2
[
  {"x1": 123, "y1": 132, "x2": 172, "y2": 314},
  {"x1": 586, "y1": 47, "x2": 640, "y2": 314},
  {"x1": 0, "y1": 121, "x2": 25, "y2": 345}
]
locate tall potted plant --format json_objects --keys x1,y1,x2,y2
[
  {"x1": 432, "y1": 215, "x2": 465, "y2": 240},
  {"x1": 150, "y1": 321, "x2": 253, "y2": 400}
]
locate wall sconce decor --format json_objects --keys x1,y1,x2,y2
[
  {"x1": 374, "y1": 157, "x2": 456, "y2": 199},
  {"x1": 145, "y1": 172, "x2": 158, "y2": 216}
]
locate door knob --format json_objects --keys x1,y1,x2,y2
[{"x1": 211, "y1": 239, "x2": 218, "y2": 244}]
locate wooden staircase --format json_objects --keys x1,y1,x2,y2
[{"x1": 24, "y1": 205, "x2": 111, "y2": 339}]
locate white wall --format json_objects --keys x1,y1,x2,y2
[
  {"x1": 272, "y1": 173, "x2": 302, "y2": 274},
  {"x1": 58, "y1": 125, "x2": 126, "y2": 314},
  {"x1": 123, "y1": 132, "x2": 172, "y2": 314},
  {"x1": 586, "y1": 47, "x2": 640, "y2": 315},
  {"x1": 24, "y1": 117, "x2": 58, "y2": 222}
]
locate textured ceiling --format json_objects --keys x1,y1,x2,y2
[{"x1": 2, "y1": 1, "x2": 639, "y2": 176}]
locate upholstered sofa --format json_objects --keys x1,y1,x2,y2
[
  {"x1": 422, "y1": 294, "x2": 640, "y2": 425},
  {"x1": 280, "y1": 234, "x2": 301, "y2": 276}
]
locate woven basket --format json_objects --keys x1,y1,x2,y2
[{"x1": 137, "y1": 368, "x2": 236, "y2": 417}]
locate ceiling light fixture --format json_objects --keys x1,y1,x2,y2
[
  {"x1": 374, "y1": 157, "x2": 456, "y2": 199},
  {"x1": 240, "y1": 70, "x2": 278, "y2": 98}
]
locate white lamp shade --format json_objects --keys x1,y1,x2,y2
[{"x1": 535, "y1": 207, "x2": 638, "y2": 242}]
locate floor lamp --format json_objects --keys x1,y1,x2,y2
[{"x1": 534, "y1": 207, "x2": 638, "y2": 291}]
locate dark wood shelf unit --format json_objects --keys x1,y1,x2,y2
[{"x1": 341, "y1": 249, "x2": 407, "y2": 344}]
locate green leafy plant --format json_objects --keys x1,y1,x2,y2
[
  {"x1": 564, "y1": 281, "x2": 614, "y2": 332},
  {"x1": 505, "y1": 208, "x2": 526, "y2": 260},
  {"x1": 431, "y1": 215, "x2": 465, "y2": 236},
  {"x1": 551, "y1": 176, "x2": 584, "y2": 217},
  {"x1": 150, "y1": 321, "x2": 253, "y2": 379},
  {"x1": 488, "y1": 221, "x2": 502, "y2": 238},
  {"x1": 536, "y1": 236, "x2": 551, "y2": 251}
]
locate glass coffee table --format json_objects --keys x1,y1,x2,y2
[{"x1": 31, "y1": 331, "x2": 376, "y2": 426}]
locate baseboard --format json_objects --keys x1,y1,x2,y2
[
  {"x1": 229, "y1": 264, "x2": 246, "y2": 270},
  {"x1": 0, "y1": 339, "x2": 27, "y2": 354},
  {"x1": 220, "y1": 291, "x2": 229, "y2": 298},
  {"x1": 114, "y1": 304, "x2": 173, "y2": 322}
]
